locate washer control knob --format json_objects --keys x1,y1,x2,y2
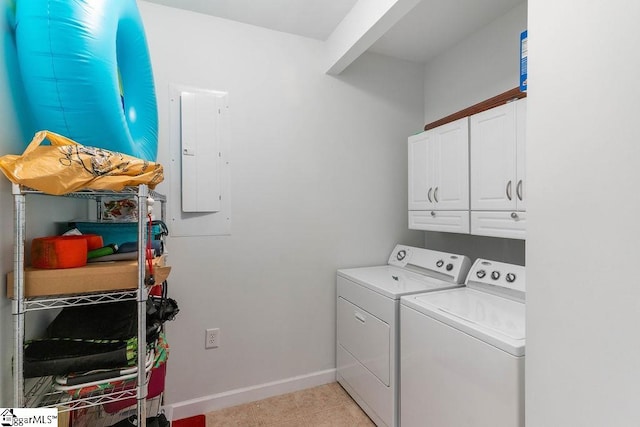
[
  {"x1": 506, "y1": 273, "x2": 516, "y2": 283},
  {"x1": 491, "y1": 271, "x2": 501, "y2": 280},
  {"x1": 397, "y1": 250, "x2": 407, "y2": 261},
  {"x1": 446, "y1": 263, "x2": 454, "y2": 271},
  {"x1": 436, "y1": 259, "x2": 444, "y2": 268},
  {"x1": 476, "y1": 270, "x2": 486, "y2": 279}
]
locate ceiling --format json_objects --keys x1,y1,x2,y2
[
  {"x1": 143, "y1": 0, "x2": 359, "y2": 40},
  {"x1": 143, "y1": 0, "x2": 524, "y2": 64}
]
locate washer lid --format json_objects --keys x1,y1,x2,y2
[
  {"x1": 402, "y1": 288, "x2": 525, "y2": 356},
  {"x1": 337, "y1": 265, "x2": 461, "y2": 299}
]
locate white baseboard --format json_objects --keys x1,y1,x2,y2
[{"x1": 163, "y1": 368, "x2": 336, "y2": 421}]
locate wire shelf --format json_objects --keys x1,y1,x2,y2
[
  {"x1": 24, "y1": 375, "x2": 148, "y2": 413},
  {"x1": 13, "y1": 184, "x2": 167, "y2": 203},
  {"x1": 22, "y1": 290, "x2": 138, "y2": 312},
  {"x1": 71, "y1": 394, "x2": 163, "y2": 427}
]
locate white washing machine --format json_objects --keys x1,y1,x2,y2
[
  {"x1": 336, "y1": 245, "x2": 471, "y2": 427},
  {"x1": 400, "y1": 258, "x2": 526, "y2": 427}
]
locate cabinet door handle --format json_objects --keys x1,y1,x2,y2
[
  {"x1": 434, "y1": 187, "x2": 439, "y2": 203},
  {"x1": 430, "y1": 211, "x2": 436, "y2": 217},
  {"x1": 516, "y1": 180, "x2": 523, "y2": 201},
  {"x1": 506, "y1": 181, "x2": 513, "y2": 201},
  {"x1": 354, "y1": 312, "x2": 366, "y2": 323},
  {"x1": 427, "y1": 187, "x2": 433, "y2": 203}
]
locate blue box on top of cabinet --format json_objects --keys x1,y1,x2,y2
[{"x1": 520, "y1": 30, "x2": 528, "y2": 92}]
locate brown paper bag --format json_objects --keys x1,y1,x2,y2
[{"x1": 0, "y1": 131, "x2": 163, "y2": 195}]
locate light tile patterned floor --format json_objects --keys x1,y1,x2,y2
[{"x1": 205, "y1": 382, "x2": 376, "y2": 427}]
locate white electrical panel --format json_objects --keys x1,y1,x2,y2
[
  {"x1": 180, "y1": 91, "x2": 221, "y2": 213},
  {"x1": 168, "y1": 84, "x2": 231, "y2": 237}
]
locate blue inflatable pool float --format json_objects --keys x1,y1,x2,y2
[{"x1": 15, "y1": 0, "x2": 158, "y2": 161}]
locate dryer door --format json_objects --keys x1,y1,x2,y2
[{"x1": 337, "y1": 297, "x2": 390, "y2": 386}]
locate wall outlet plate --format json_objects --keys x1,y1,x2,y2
[{"x1": 205, "y1": 328, "x2": 220, "y2": 349}]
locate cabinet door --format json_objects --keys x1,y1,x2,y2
[
  {"x1": 470, "y1": 102, "x2": 517, "y2": 211},
  {"x1": 433, "y1": 118, "x2": 469, "y2": 210},
  {"x1": 408, "y1": 132, "x2": 436, "y2": 210},
  {"x1": 515, "y1": 98, "x2": 527, "y2": 211}
]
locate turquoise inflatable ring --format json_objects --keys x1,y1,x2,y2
[{"x1": 15, "y1": 0, "x2": 158, "y2": 161}]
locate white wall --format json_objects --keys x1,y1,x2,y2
[
  {"x1": 527, "y1": 1, "x2": 640, "y2": 425},
  {"x1": 423, "y1": 1, "x2": 527, "y2": 125},
  {"x1": 421, "y1": 2, "x2": 527, "y2": 264},
  {"x1": 423, "y1": 232, "x2": 525, "y2": 265},
  {"x1": 138, "y1": 1, "x2": 425, "y2": 411}
]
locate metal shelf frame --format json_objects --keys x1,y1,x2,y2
[{"x1": 11, "y1": 184, "x2": 165, "y2": 426}]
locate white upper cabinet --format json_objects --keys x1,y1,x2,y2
[
  {"x1": 408, "y1": 117, "x2": 469, "y2": 211},
  {"x1": 408, "y1": 130, "x2": 432, "y2": 210},
  {"x1": 470, "y1": 98, "x2": 526, "y2": 211},
  {"x1": 409, "y1": 95, "x2": 526, "y2": 239},
  {"x1": 408, "y1": 117, "x2": 469, "y2": 234}
]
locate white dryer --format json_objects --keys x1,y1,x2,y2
[
  {"x1": 336, "y1": 245, "x2": 471, "y2": 427},
  {"x1": 400, "y1": 258, "x2": 526, "y2": 427}
]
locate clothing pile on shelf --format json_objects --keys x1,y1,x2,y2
[{"x1": 25, "y1": 301, "x2": 140, "y2": 379}]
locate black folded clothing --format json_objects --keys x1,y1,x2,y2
[
  {"x1": 46, "y1": 301, "x2": 137, "y2": 340},
  {"x1": 24, "y1": 301, "x2": 138, "y2": 378},
  {"x1": 24, "y1": 339, "x2": 133, "y2": 378}
]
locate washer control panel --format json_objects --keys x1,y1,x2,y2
[
  {"x1": 466, "y1": 258, "x2": 526, "y2": 296},
  {"x1": 388, "y1": 245, "x2": 472, "y2": 284}
]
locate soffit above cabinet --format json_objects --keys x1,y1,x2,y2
[{"x1": 368, "y1": 0, "x2": 524, "y2": 63}]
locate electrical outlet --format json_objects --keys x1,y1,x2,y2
[{"x1": 205, "y1": 328, "x2": 220, "y2": 349}]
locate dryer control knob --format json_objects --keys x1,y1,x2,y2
[
  {"x1": 491, "y1": 271, "x2": 501, "y2": 280},
  {"x1": 397, "y1": 250, "x2": 407, "y2": 261},
  {"x1": 476, "y1": 270, "x2": 486, "y2": 279},
  {"x1": 506, "y1": 273, "x2": 516, "y2": 283},
  {"x1": 436, "y1": 260, "x2": 444, "y2": 268},
  {"x1": 446, "y1": 263, "x2": 454, "y2": 271}
]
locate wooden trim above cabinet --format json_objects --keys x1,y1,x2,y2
[{"x1": 424, "y1": 87, "x2": 526, "y2": 131}]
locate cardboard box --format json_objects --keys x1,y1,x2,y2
[
  {"x1": 7, "y1": 259, "x2": 171, "y2": 298},
  {"x1": 57, "y1": 409, "x2": 70, "y2": 427}
]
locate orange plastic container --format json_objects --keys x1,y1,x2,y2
[
  {"x1": 31, "y1": 235, "x2": 103, "y2": 269},
  {"x1": 74, "y1": 234, "x2": 104, "y2": 251}
]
